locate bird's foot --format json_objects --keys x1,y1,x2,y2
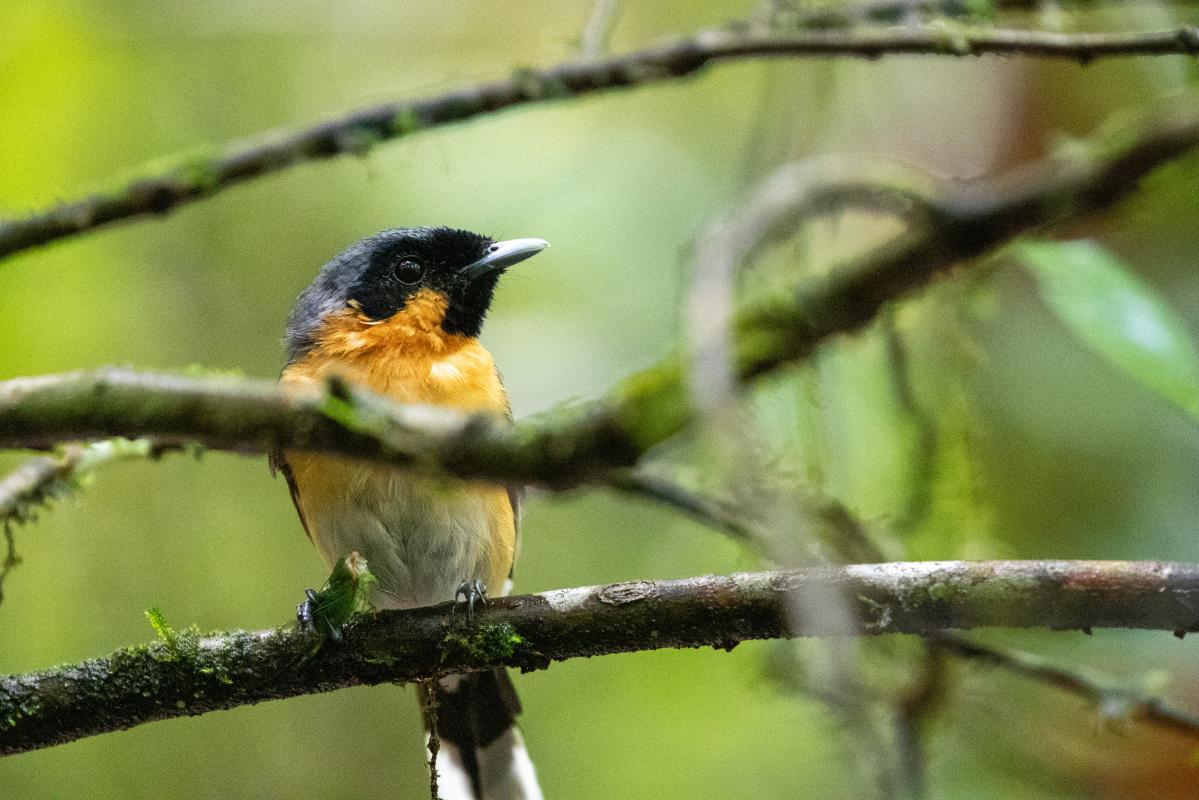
[
  {"x1": 296, "y1": 588, "x2": 318, "y2": 633},
  {"x1": 296, "y1": 587, "x2": 342, "y2": 643},
  {"x1": 453, "y1": 579, "x2": 488, "y2": 622}
]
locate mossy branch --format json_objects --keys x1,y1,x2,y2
[
  {"x1": 3, "y1": 25, "x2": 1199, "y2": 261},
  {"x1": 4, "y1": 560, "x2": 1199, "y2": 756},
  {"x1": 2, "y1": 99, "x2": 1199, "y2": 483}
]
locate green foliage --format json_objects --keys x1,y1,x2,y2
[
  {"x1": 144, "y1": 607, "x2": 233, "y2": 684},
  {"x1": 1019, "y1": 239, "x2": 1199, "y2": 420},
  {"x1": 145, "y1": 606, "x2": 201, "y2": 663},
  {"x1": 300, "y1": 552, "x2": 377, "y2": 657}
]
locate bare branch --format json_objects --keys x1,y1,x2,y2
[
  {"x1": 0, "y1": 452, "x2": 76, "y2": 525},
  {"x1": 4, "y1": 26, "x2": 1199, "y2": 261},
  {"x1": 4, "y1": 560, "x2": 1199, "y2": 756}
]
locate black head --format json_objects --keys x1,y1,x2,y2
[{"x1": 285, "y1": 227, "x2": 547, "y2": 363}]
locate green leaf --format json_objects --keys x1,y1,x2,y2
[{"x1": 1019, "y1": 239, "x2": 1199, "y2": 419}]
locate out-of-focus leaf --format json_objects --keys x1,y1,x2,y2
[{"x1": 1019, "y1": 239, "x2": 1199, "y2": 419}]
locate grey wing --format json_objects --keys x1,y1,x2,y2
[{"x1": 269, "y1": 448, "x2": 313, "y2": 543}]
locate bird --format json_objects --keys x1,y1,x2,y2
[{"x1": 270, "y1": 226, "x2": 548, "y2": 800}]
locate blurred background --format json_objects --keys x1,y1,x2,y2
[{"x1": 4, "y1": 1, "x2": 1199, "y2": 798}]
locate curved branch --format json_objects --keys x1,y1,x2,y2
[
  {"x1": 4, "y1": 560, "x2": 1199, "y2": 755},
  {"x1": 734, "y1": 99, "x2": 1199, "y2": 378},
  {"x1": 4, "y1": 102, "x2": 1199, "y2": 480},
  {"x1": 4, "y1": 26, "x2": 1199, "y2": 261}
]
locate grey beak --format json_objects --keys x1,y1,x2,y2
[{"x1": 461, "y1": 238, "x2": 548, "y2": 281}]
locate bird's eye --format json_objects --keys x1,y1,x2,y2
[{"x1": 393, "y1": 259, "x2": 423, "y2": 285}]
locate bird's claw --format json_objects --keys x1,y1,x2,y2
[
  {"x1": 453, "y1": 579, "x2": 488, "y2": 621},
  {"x1": 296, "y1": 588, "x2": 318, "y2": 633},
  {"x1": 296, "y1": 587, "x2": 341, "y2": 643}
]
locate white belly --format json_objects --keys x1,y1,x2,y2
[{"x1": 299, "y1": 462, "x2": 493, "y2": 610}]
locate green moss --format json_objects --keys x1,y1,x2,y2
[
  {"x1": 145, "y1": 607, "x2": 199, "y2": 663},
  {"x1": 927, "y1": 582, "x2": 957, "y2": 602},
  {"x1": 391, "y1": 107, "x2": 424, "y2": 135},
  {"x1": 2, "y1": 688, "x2": 43, "y2": 728},
  {"x1": 174, "y1": 155, "x2": 221, "y2": 193},
  {"x1": 143, "y1": 606, "x2": 222, "y2": 681},
  {"x1": 612, "y1": 358, "x2": 691, "y2": 449},
  {"x1": 442, "y1": 623, "x2": 525, "y2": 664},
  {"x1": 337, "y1": 125, "x2": 385, "y2": 157}
]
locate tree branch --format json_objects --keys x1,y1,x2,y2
[
  {"x1": 783, "y1": 0, "x2": 1199, "y2": 28},
  {"x1": 930, "y1": 633, "x2": 1199, "y2": 738},
  {"x1": 3, "y1": 100, "x2": 1198, "y2": 481},
  {"x1": 0, "y1": 438, "x2": 190, "y2": 605},
  {"x1": 622, "y1": 464, "x2": 1199, "y2": 745},
  {"x1": 4, "y1": 560, "x2": 1199, "y2": 756},
  {"x1": 0, "y1": 438, "x2": 183, "y2": 528},
  {"x1": 4, "y1": 25, "x2": 1199, "y2": 261}
]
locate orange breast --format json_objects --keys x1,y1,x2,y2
[
  {"x1": 279, "y1": 289, "x2": 516, "y2": 604},
  {"x1": 281, "y1": 288, "x2": 511, "y2": 412}
]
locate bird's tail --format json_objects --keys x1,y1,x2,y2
[{"x1": 422, "y1": 669, "x2": 542, "y2": 800}]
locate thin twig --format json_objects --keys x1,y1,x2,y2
[
  {"x1": 686, "y1": 157, "x2": 931, "y2": 414},
  {"x1": 893, "y1": 644, "x2": 949, "y2": 799},
  {"x1": 421, "y1": 681, "x2": 441, "y2": 800},
  {"x1": 580, "y1": 0, "x2": 622, "y2": 59},
  {"x1": 931, "y1": 633, "x2": 1199, "y2": 739},
  {"x1": 4, "y1": 25, "x2": 1199, "y2": 260},
  {"x1": 0, "y1": 523, "x2": 18, "y2": 607},
  {"x1": 606, "y1": 470, "x2": 761, "y2": 542},
  {"x1": 881, "y1": 308, "x2": 939, "y2": 532},
  {"x1": 5, "y1": 560, "x2": 1199, "y2": 756}
]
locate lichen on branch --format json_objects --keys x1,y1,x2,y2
[{"x1": 4, "y1": 560, "x2": 1199, "y2": 756}]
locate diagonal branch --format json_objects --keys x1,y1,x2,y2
[
  {"x1": 931, "y1": 633, "x2": 1199, "y2": 738},
  {"x1": 4, "y1": 560, "x2": 1199, "y2": 756},
  {"x1": 3, "y1": 99, "x2": 1199, "y2": 485},
  {"x1": 4, "y1": 25, "x2": 1199, "y2": 261}
]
